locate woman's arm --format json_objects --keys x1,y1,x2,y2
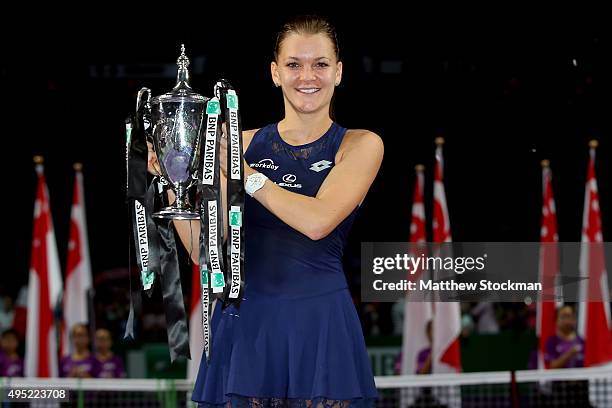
[
  {"x1": 248, "y1": 130, "x2": 384, "y2": 240},
  {"x1": 548, "y1": 344, "x2": 580, "y2": 369},
  {"x1": 417, "y1": 353, "x2": 432, "y2": 374}
]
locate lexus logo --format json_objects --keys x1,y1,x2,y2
[{"x1": 282, "y1": 174, "x2": 297, "y2": 183}]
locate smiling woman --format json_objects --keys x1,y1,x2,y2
[
  {"x1": 154, "y1": 14, "x2": 383, "y2": 408},
  {"x1": 271, "y1": 18, "x2": 342, "y2": 119}
]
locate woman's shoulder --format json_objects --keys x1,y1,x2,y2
[
  {"x1": 339, "y1": 128, "x2": 383, "y2": 155},
  {"x1": 343, "y1": 128, "x2": 383, "y2": 147},
  {"x1": 335, "y1": 128, "x2": 383, "y2": 164}
]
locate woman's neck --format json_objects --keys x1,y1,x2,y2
[
  {"x1": 72, "y1": 350, "x2": 90, "y2": 360},
  {"x1": 557, "y1": 329, "x2": 576, "y2": 341},
  {"x1": 278, "y1": 108, "x2": 332, "y2": 145},
  {"x1": 96, "y1": 351, "x2": 113, "y2": 361},
  {"x1": 5, "y1": 352, "x2": 18, "y2": 359}
]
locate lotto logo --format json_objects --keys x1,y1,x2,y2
[{"x1": 309, "y1": 160, "x2": 332, "y2": 172}]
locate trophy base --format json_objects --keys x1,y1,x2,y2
[{"x1": 152, "y1": 207, "x2": 200, "y2": 220}]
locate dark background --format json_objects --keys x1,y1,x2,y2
[{"x1": 3, "y1": 9, "x2": 611, "y2": 296}]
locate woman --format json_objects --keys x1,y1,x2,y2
[
  {"x1": 544, "y1": 304, "x2": 584, "y2": 369},
  {"x1": 59, "y1": 323, "x2": 99, "y2": 378},
  {"x1": 0, "y1": 329, "x2": 23, "y2": 377},
  {"x1": 150, "y1": 15, "x2": 383, "y2": 407},
  {"x1": 94, "y1": 328, "x2": 126, "y2": 378},
  {"x1": 544, "y1": 305, "x2": 592, "y2": 408}
]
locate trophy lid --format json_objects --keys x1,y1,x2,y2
[{"x1": 152, "y1": 44, "x2": 208, "y2": 104}]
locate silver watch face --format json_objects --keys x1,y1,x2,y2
[
  {"x1": 255, "y1": 174, "x2": 266, "y2": 187},
  {"x1": 247, "y1": 173, "x2": 266, "y2": 195}
]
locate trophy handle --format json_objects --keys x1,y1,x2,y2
[
  {"x1": 137, "y1": 87, "x2": 154, "y2": 146},
  {"x1": 136, "y1": 87, "x2": 151, "y2": 113}
]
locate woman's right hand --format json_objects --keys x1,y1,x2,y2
[
  {"x1": 147, "y1": 141, "x2": 162, "y2": 176},
  {"x1": 218, "y1": 123, "x2": 229, "y2": 178},
  {"x1": 148, "y1": 141, "x2": 178, "y2": 203}
]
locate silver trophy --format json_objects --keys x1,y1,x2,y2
[{"x1": 138, "y1": 45, "x2": 209, "y2": 219}]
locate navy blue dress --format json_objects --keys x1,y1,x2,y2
[{"x1": 192, "y1": 122, "x2": 377, "y2": 407}]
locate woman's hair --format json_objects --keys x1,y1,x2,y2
[
  {"x1": 1, "y1": 328, "x2": 18, "y2": 339},
  {"x1": 274, "y1": 15, "x2": 340, "y2": 62},
  {"x1": 556, "y1": 304, "x2": 575, "y2": 319},
  {"x1": 71, "y1": 323, "x2": 89, "y2": 337}
]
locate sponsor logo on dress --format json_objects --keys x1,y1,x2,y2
[
  {"x1": 250, "y1": 158, "x2": 279, "y2": 171},
  {"x1": 278, "y1": 173, "x2": 302, "y2": 189},
  {"x1": 309, "y1": 159, "x2": 333, "y2": 172}
]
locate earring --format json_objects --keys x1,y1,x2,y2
[
  {"x1": 275, "y1": 83, "x2": 280, "y2": 88},
  {"x1": 335, "y1": 81, "x2": 340, "y2": 86}
]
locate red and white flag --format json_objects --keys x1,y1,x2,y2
[
  {"x1": 61, "y1": 165, "x2": 93, "y2": 357},
  {"x1": 577, "y1": 142, "x2": 612, "y2": 366},
  {"x1": 400, "y1": 165, "x2": 432, "y2": 376},
  {"x1": 432, "y1": 139, "x2": 461, "y2": 373},
  {"x1": 536, "y1": 161, "x2": 561, "y2": 369},
  {"x1": 25, "y1": 160, "x2": 63, "y2": 377},
  {"x1": 188, "y1": 263, "x2": 204, "y2": 380}
]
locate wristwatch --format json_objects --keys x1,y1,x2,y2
[{"x1": 245, "y1": 172, "x2": 268, "y2": 197}]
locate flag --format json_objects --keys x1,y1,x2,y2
[
  {"x1": 536, "y1": 160, "x2": 561, "y2": 369},
  {"x1": 400, "y1": 165, "x2": 432, "y2": 375},
  {"x1": 25, "y1": 158, "x2": 63, "y2": 377},
  {"x1": 188, "y1": 263, "x2": 204, "y2": 380},
  {"x1": 577, "y1": 141, "x2": 612, "y2": 366},
  {"x1": 432, "y1": 138, "x2": 461, "y2": 373},
  {"x1": 61, "y1": 164, "x2": 93, "y2": 357}
]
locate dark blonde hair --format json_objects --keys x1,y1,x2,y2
[
  {"x1": 71, "y1": 323, "x2": 89, "y2": 337},
  {"x1": 274, "y1": 15, "x2": 340, "y2": 62}
]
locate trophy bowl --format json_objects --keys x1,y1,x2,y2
[{"x1": 145, "y1": 45, "x2": 209, "y2": 220}]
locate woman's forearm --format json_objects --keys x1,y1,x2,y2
[
  {"x1": 549, "y1": 347, "x2": 578, "y2": 369},
  {"x1": 255, "y1": 182, "x2": 334, "y2": 240},
  {"x1": 246, "y1": 165, "x2": 353, "y2": 241},
  {"x1": 169, "y1": 172, "x2": 230, "y2": 265}
]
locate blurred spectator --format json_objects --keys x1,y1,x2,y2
[
  {"x1": 0, "y1": 296, "x2": 15, "y2": 332},
  {"x1": 461, "y1": 312, "x2": 475, "y2": 338},
  {"x1": 525, "y1": 302, "x2": 537, "y2": 330},
  {"x1": 394, "y1": 320, "x2": 433, "y2": 375},
  {"x1": 498, "y1": 303, "x2": 529, "y2": 332},
  {"x1": 60, "y1": 323, "x2": 99, "y2": 378},
  {"x1": 12, "y1": 287, "x2": 28, "y2": 339},
  {"x1": 0, "y1": 329, "x2": 23, "y2": 377},
  {"x1": 94, "y1": 328, "x2": 126, "y2": 378},
  {"x1": 527, "y1": 349, "x2": 537, "y2": 370},
  {"x1": 545, "y1": 305, "x2": 592, "y2": 407},
  {"x1": 391, "y1": 298, "x2": 405, "y2": 335},
  {"x1": 361, "y1": 303, "x2": 381, "y2": 336},
  {"x1": 142, "y1": 311, "x2": 167, "y2": 341},
  {"x1": 544, "y1": 305, "x2": 584, "y2": 369},
  {"x1": 471, "y1": 302, "x2": 499, "y2": 334},
  {"x1": 415, "y1": 320, "x2": 433, "y2": 374},
  {"x1": 395, "y1": 321, "x2": 446, "y2": 407}
]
